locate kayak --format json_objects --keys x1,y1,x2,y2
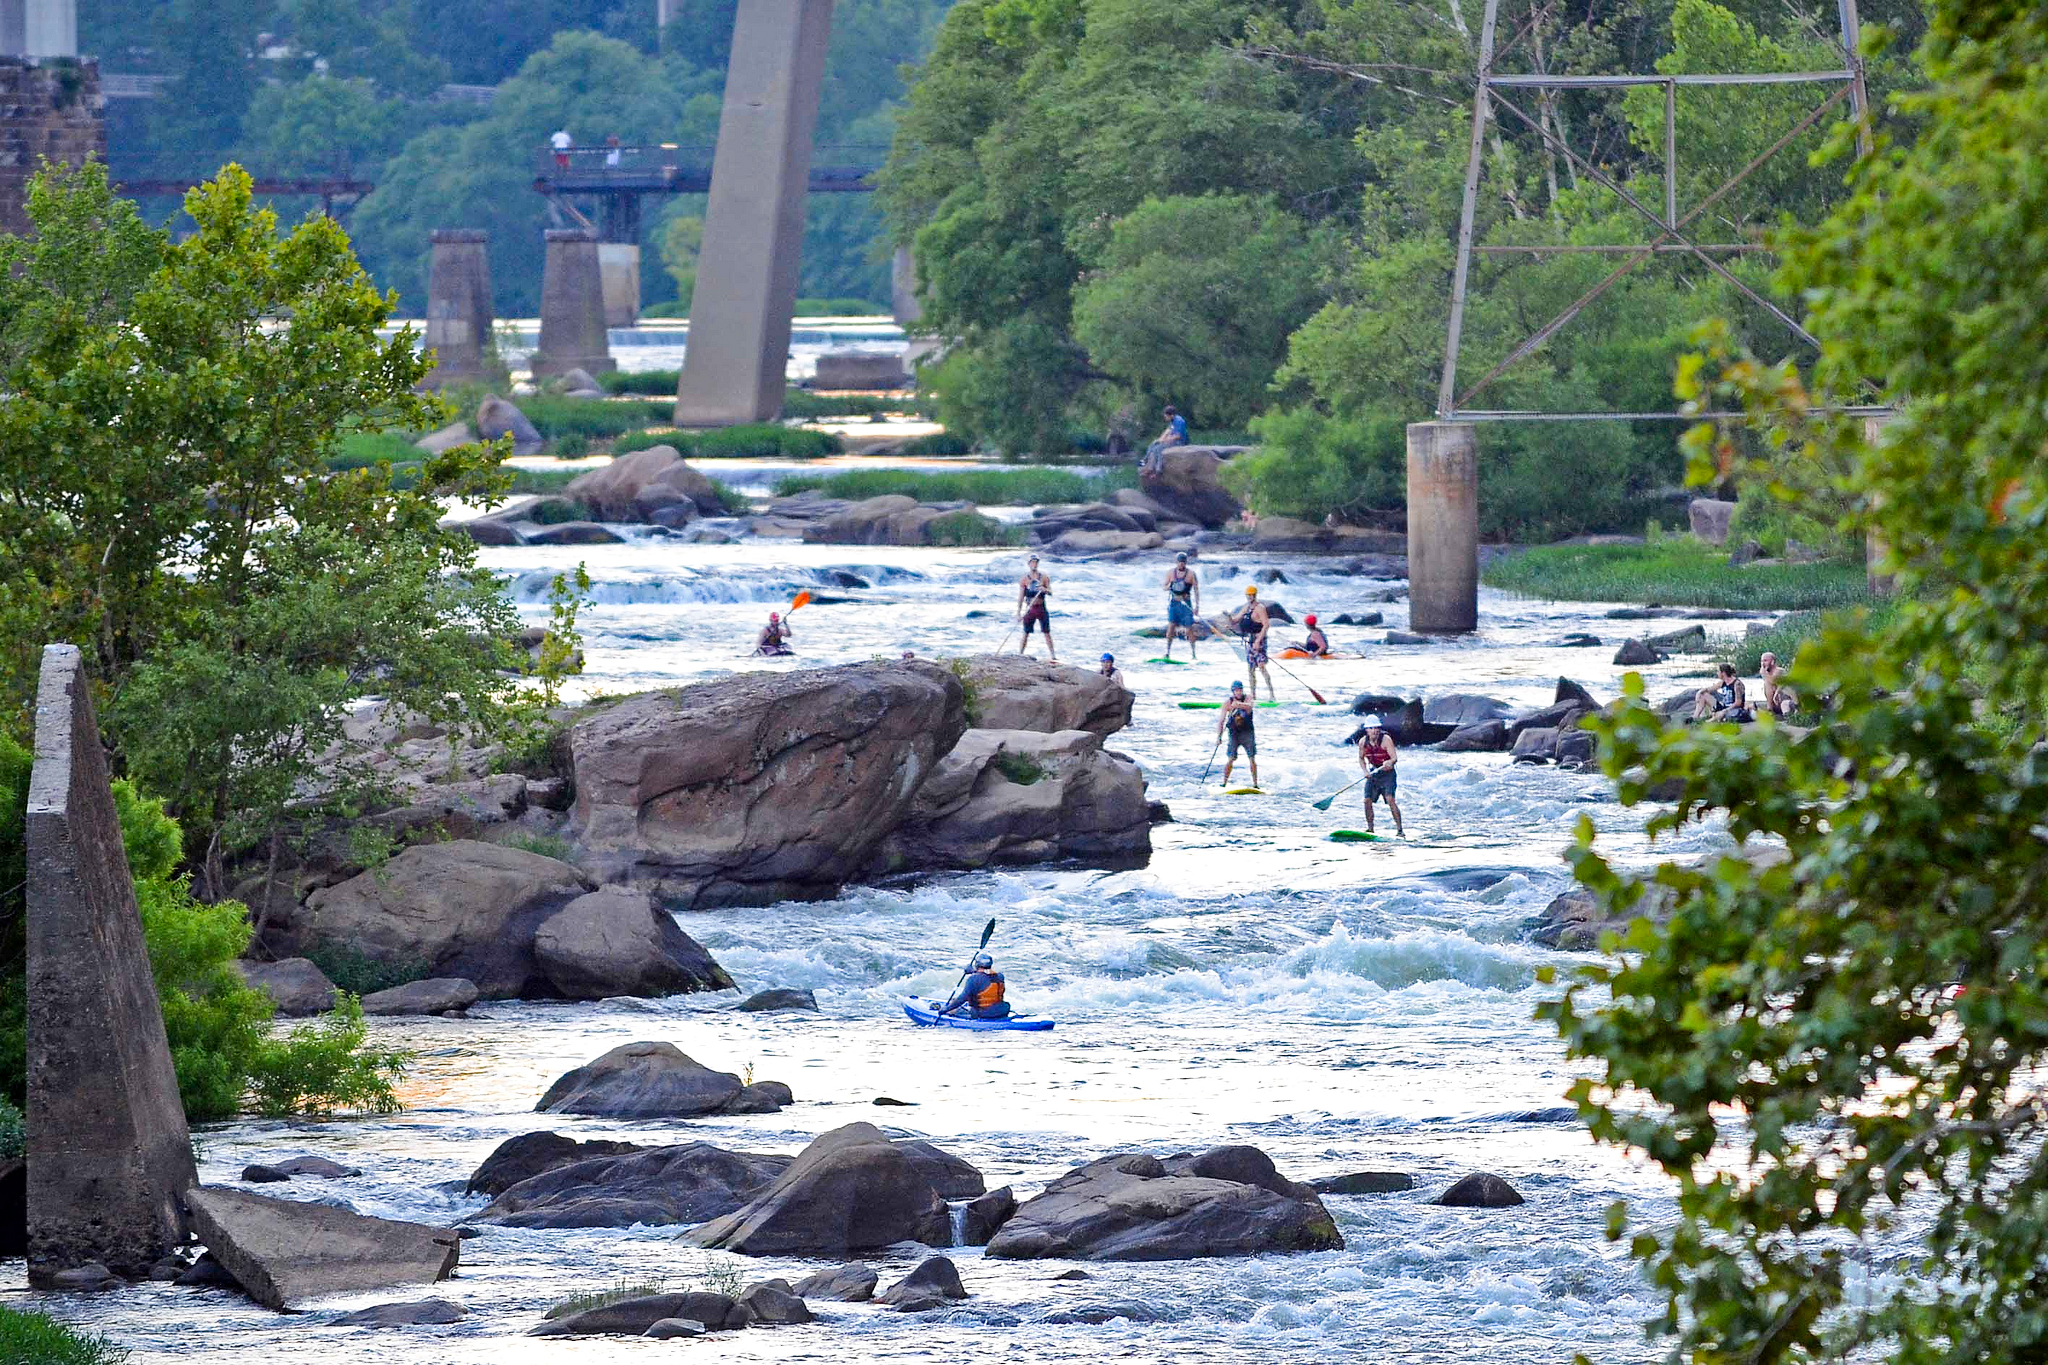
[
  {"x1": 1278, "y1": 649, "x2": 1365, "y2": 661},
  {"x1": 1329, "y1": 829, "x2": 1390, "y2": 842},
  {"x1": 1223, "y1": 787, "x2": 1265, "y2": 796},
  {"x1": 902, "y1": 1000, "x2": 1055, "y2": 1031},
  {"x1": 1144, "y1": 656, "x2": 1194, "y2": 665},
  {"x1": 1178, "y1": 700, "x2": 1283, "y2": 710}
]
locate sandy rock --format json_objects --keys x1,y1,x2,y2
[
  {"x1": 532, "y1": 1291, "x2": 749, "y2": 1336},
  {"x1": 465, "y1": 1132, "x2": 646, "y2": 1197},
  {"x1": 333, "y1": 1299, "x2": 467, "y2": 1327},
  {"x1": 531, "y1": 886, "x2": 733, "y2": 1000},
  {"x1": 1141, "y1": 446, "x2": 1243, "y2": 528},
  {"x1": 737, "y1": 987, "x2": 817, "y2": 1013},
  {"x1": 1688, "y1": 497, "x2": 1736, "y2": 545},
  {"x1": 475, "y1": 1142, "x2": 790, "y2": 1229},
  {"x1": 475, "y1": 396, "x2": 543, "y2": 456},
  {"x1": 292, "y1": 841, "x2": 590, "y2": 998},
  {"x1": 235, "y1": 958, "x2": 337, "y2": 1017},
  {"x1": 688, "y1": 1123, "x2": 966, "y2": 1255},
  {"x1": 985, "y1": 1145, "x2": 1341, "y2": 1261},
  {"x1": 535, "y1": 1041, "x2": 762, "y2": 1118},
  {"x1": 792, "y1": 1262, "x2": 878, "y2": 1301},
  {"x1": 960, "y1": 655, "x2": 1133, "y2": 736},
  {"x1": 569, "y1": 661, "x2": 966, "y2": 906},
  {"x1": 1437, "y1": 1173, "x2": 1525, "y2": 1208},
  {"x1": 362, "y1": 978, "x2": 479, "y2": 1016},
  {"x1": 182, "y1": 1187, "x2": 459, "y2": 1310},
  {"x1": 565, "y1": 447, "x2": 723, "y2": 522}
]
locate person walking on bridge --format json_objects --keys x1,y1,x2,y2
[{"x1": 551, "y1": 127, "x2": 573, "y2": 170}]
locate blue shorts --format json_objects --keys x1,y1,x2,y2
[{"x1": 1168, "y1": 600, "x2": 1194, "y2": 627}]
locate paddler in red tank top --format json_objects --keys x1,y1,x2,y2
[{"x1": 1354, "y1": 714, "x2": 1404, "y2": 837}]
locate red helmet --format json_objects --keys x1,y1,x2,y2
[
  {"x1": 769, "y1": 612, "x2": 781, "y2": 621},
  {"x1": 1305, "y1": 614, "x2": 1318, "y2": 625}
]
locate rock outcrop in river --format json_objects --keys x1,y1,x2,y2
[{"x1": 690, "y1": 1123, "x2": 979, "y2": 1255}]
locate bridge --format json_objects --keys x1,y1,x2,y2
[
  {"x1": 533, "y1": 142, "x2": 885, "y2": 242},
  {"x1": 116, "y1": 174, "x2": 374, "y2": 218}
]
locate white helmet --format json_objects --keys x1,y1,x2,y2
[{"x1": 1360, "y1": 714, "x2": 1384, "y2": 729}]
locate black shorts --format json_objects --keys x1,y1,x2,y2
[
  {"x1": 1365, "y1": 768, "x2": 1397, "y2": 802},
  {"x1": 1022, "y1": 600, "x2": 1050, "y2": 634},
  {"x1": 1227, "y1": 728, "x2": 1256, "y2": 759}
]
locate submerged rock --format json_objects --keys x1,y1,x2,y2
[
  {"x1": 474, "y1": 1142, "x2": 790, "y2": 1229},
  {"x1": 1612, "y1": 638, "x2": 1665, "y2": 666},
  {"x1": 332, "y1": 1299, "x2": 467, "y2": 1327},
  {"x1": 531, "y1": 1291, "x2": 749, "y2": 1336},
  {"x1": 1436, "y1": 1173, "x2": 1525, "y2": 1208},
  {"x1": 985, "y1": 1145, "x2": 1342, "y2": 1261},
  {"x1": 362, "y1": 978, "x2": 480, "y2": 1016},
  {"x1": 1311, "y1": 1171, "x2": 1415, "y2": 1195},
  {"x1": 688, "y1": 1122, "x2": 970, "y2": 1255},
  {"x1": 737, "y1": 987, "x2": 818, "y2": 1013}
]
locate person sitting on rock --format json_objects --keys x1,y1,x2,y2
[
  {"x1": 756, "y1": 611, "x2": 793, "y2": 656},
  {"x1": 1693, "y1": 662, "x2": 1752, "y2": 722},
  {"x1": 1758, "y1": 651, "x2": 1798, "y2": 718},
  {"x1": 1140, "y1": 404, "x2": 1190, "y2": 478},
  {"x1": 1099, "y1": 652, "x2": 1124, "y2": 688},
  {"x1": 942, "y1": 954, "x2": 1010, "y2": 1019},
  {"x1": 1299, "y1": 614, "x2": 1330, "y2": 657}
]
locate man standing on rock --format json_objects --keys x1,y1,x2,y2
[
  {"x1": 1162, "y1": 551, "x2": 1200, "y2": 659},
  {"x1": 1217, "y1": 681, "x2": 1259, "y2": 789},
  {"x1": 1017, "y1": 555, "x2": 1056, "y2": 661},
  {"x1": 1354, "y1": 715, "x2": 1404, "y2": 838},
  {"x1": 1234, "y1": 586, "x2": 1275, "y2": 700}
]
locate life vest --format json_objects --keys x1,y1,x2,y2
[
  {"x1": 1362, "y1": 736, "x2": 1392, "y2": 768},
  {"x1": 1168, "y1": 568, "x2": 1192, "y2": 597},
  {"x1": 971, "y1": 972, "x2": 1006, "y2": 1009}
]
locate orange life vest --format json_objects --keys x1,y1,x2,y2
[{"x1": 971, "y1": 973, "x2": 1006, "y2": 1009}]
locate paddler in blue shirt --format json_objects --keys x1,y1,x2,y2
[{"x1": 941, "y1": 954, "x2": 1010, "y2": 1019}]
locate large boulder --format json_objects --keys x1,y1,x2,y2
[
  {"x1": 524, "y1": 521, "x2": 625, "y2": 546},
  {"x1": 985, "y1": 1146, "x2": 1342, "y2": 1261},
  {"x1": 1048, "y1": 528, "x2": 1163, "y2": 556},
  {"x1": 1688, "y1": 497, "x2": 1737, "y2": 545},
  {"x1": 182, "y1": 1187, "x2": 460, "y2": 1311},
  {"x1": 361, "y1": 978, "x2": 479, "y2": 1015},
  {"x1": 801, "y1": 494, "x2": 950, "y2": 546},
  {"x1": 474, "y1": 1142, "x2": 791, "y2": 1229},
  {"x1": 737, "y1": 1278, "x2": 815, "y2": 1324},
  {"x1": 1141, "y1": 446, "x2": 1242, "y2": 528},
  {"x1": 1422, "y1": 694, "x2": 1513, "y2": 728},
  {"x1": 876, "y1": 728, "x2": 1151, "y2": 873},
  {"x1": 1437, "y1": 720, "x2": 1509, "y2": 753},
  {"x1": 565, "y1": 446, "x2": 723, "y2": 522},
  {"x1": 688, "y1": 1123, "x2": 967, "y2": 1255},
  {"x1": 876, "y1": 1255, "x2": 968, "y2": 1312},
  {"x1": 737, "y1": 987, "x2": 817, "y2": 1013},
  {"x1": 531, "y1": 886, "x2": 733, "y2": 1000},
  {"x1": 535, "y1": 1041, "x2": 785, "y2": 1118},
  {"x1": 570, "y1": 661, "x2": 967, "y2": 906},
  {"x1": 475, "y1": 395, "x2": 543, "y2": 456},
  {"x1": 1030, "y1": 501, "x2": 1152, "y2": 539},
  {"x1": 959, "y1": 655, "x2": 1132, "y2": 736},
  {"x1": 235, "y1": 958, "x2": 337, "y2": 1017},
  {"x1": 291, "y1": 842, "x2": 590, "y2": 999},
  {"x1": 792, "y1": 1263, "x2": 877, "y2": 1302},
  {"x1": 1437, "y1": 1173, "x2": 1525, "y2": 1208},
  {"x1": 466, "y1": 1132, "x2": 646, "y2": 1197},
  {"x1": 531, "y1": 1292, "x2": 750, "y2": 1336}
]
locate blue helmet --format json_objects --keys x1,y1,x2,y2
[
  {"x1": 973, "y1": 953, "x2": 993, "y2": 969},
  {"x1": 1101, "y1": 652, "x2": 1114, "y2": 662}
]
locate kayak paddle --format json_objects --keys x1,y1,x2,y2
[
  {"x1": 1311, "y1": 775, "x2": 1364, "y2": 812},
  {"x1": 938, "y1": 917, "x2": 998, "y2": 1017},
  {"x1": 788, "y1": 589, "x2": 812, "y2": 614},
  {"x1": 1270, "y1": 655, "x2": 1328, "y2": 705}
]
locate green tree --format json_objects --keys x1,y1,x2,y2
[
  {"x1": 657, "y1": 205, "x2": 702, "y2": 310},
  {"x1": 1542, "y1": 5, "x2": 2048, "y2": 1360},
  {"x1": 241, "y1": 76, "x2": 420, "y2": 176}
]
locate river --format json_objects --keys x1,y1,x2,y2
[{"x1": 13, "y1": 530, "x2": 1755, "y2": 1362}]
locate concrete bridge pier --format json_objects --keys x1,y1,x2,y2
[
  {"x1": 531, "y1": 229, "x2": 614, "y2": 379},
  {"x1": 598, "y1": 244, "x2": 640, "y2": 329},
  {"x1": 673, "y1": 0, "x2": 835, "y2": 426},
  {"x1": 422, "y1": 229, "x2": 493, "y2": 387},
  {"x1": 1406, "y1": 422, "x2": 1479, "y2": 633}
]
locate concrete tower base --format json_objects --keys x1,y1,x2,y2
[
  {"x1": 1406, "y1": 422, "x2": 1479, "y2": 634},
  {"x1": 598, "y1": 243, "x2": 640, "y2": 329},
  {"x1": 673, "y1": 0, "x2": 835, "y2": 426},
  {"x1": 422, "y1": 229, "x2": 493, "y2": 387},
  {"x1": 531, "y1": 229, "x2": 614, "y2": 379}
]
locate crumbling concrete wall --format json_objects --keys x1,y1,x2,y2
[
  {"x1": 25, "y1": 644, "x2": 196, "y2": 1284},
  {"x1": 0, "y1": 56, "x2": 104, "y2": 237}
]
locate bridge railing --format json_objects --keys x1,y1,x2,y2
[{"x1": 536, "y1": 143, "x2": 890, "y2": 183}]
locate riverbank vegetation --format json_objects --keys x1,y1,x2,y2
[
  {"x1": 0, "y1": 1308, "x2": 126, "y2": 1365},
  {"x1": 1483, "y1": 539, "x2": 1870, "y2": 612},
  {"x1": 882, "y1": 0, "x2": 1926, "y2": 535},
  {"x1": 1546, "y1": 4, "x2": 2048, "y2": 1358},
  {"x1": 773, "y1": 466, "x2": 1135, "y2": 506}
]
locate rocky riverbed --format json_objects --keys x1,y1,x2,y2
[{"x1": 14, "y1": 532, "x2": 1774, "y2": 1362}]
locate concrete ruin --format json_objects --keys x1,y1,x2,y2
[
  {"x1": 182, "y1": 1187, "x2": 460, "y2": 1310},
  {"x1": 672, "y1": 0, "x2": 835, "y2": 426},
  {"x1": 25, "y1": 644, "x2": 196, "y2": 1285},
  {"x1": 598, "y1": 242, "x2": 640, "y2": 328},
  {"x1": 1405, "y1": 422, "x2": 1479, "y2": 633},
  {"x1": 422, "y1": 229, "x2": 494, "y2": 387},
  {"x1": 531, "y1": 228, "x2": 614, "y2": 379}
]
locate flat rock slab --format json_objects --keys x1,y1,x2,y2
[
  {"x1": 792, "y1": 1262, "x2": 877, "y2": 1301},
  {"x1": 332, "y1": 1298, "x2": 467, "y2": 1327},
  {"x1": 475, "y1": 1142, "x2": 791, "y2": 1229},
  {"x1": 362, "y1": 978, "x2": 479, "y2": 1016},
  {"x1": 183, "y1": 1187, "x2": 460, "y2": 1310},
  {"x1": 1311, "y1": 1172, "x2": 1416, "y2": 1195},
  {"x1": 532, "y1": 1291, "x2": 748, "y2": 1336}
]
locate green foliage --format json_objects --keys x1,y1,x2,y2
[
  {"x1": 1223, "y1": 408, "x2": 1404, "y2": 523},
  {"x1": 778, "y1": 388, "x2": 910, "y2": 419},
  {"x1": 545, "y1": 1278, "x2": 671, "y2": 1320},
  {"x1": 514, "y1": 394, "x2": 654, "y2": 441},
  {"x1": 535, "y1": 565, "x2": 593, "y2": 707},
  {"x1": 772, "y1": 465, "x2": 1134, "y2": 505},
  {"x1": 901, "y1": 431, "x2": 973, "y2": 456},
  {"x1": 0, "y1": 1308, "x2": 128, "y2": 1365},
  {"x1": 1483, "y1": 539, "x2": 1870, "y2": 611},
  {"x1": 1541, "y1": 7, "x2": 2048, "y2": 1361},
  {"x1": 0, "y1": 1097, "x2": 18, "y2": 1158},
  {"x1": 657, "y1": 208, "x2": 702, "y2": 311},
  {"x1": 246, "y1": 997, "x2": 408, "y2": 1119},
  {"x1": 504, "y1": 832, "x2": 576, "y2": 862},
  {"x1": 794, "y1": 297, "x2": 889, "y2": 316},
  {"x1": 303, "y1": 943, "x2": 431, "y2": 999},
  {"x1": 505, "y1": 466, "x2": 584, "y2": 496},
  {"x1": 613, "y1": 424, "x2": 841, "y2": 460},
  {"x1": 924, "y1": 509, "x2": 1025, "y2": 546},
  {"x1": 992, "y1": 751, "x2": 1046, "y2": 785},
  {"x1": 940, "y1": 657, "x2": 984, "y2": 725},
  {"x1": 327, "y1": 430, "x2": 425, "y2": 471},
  {"x1": 600, "y1": 369, "x2": 682, "y2": 395}
]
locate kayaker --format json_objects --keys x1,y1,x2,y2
[
  {"x1": 1217, "y1": 680, "x2": 1258, "y2": 789},
  {"x1": 756, "y1": 611, "x2": 793, "y2": 656},
  {"x1": 1234, "y1": 586, "x2": 1275, "y2": 700},
  {"x1": 941, "y1": 953, "x2": 1010, "y2": 1020},
  {"x1": 1017, "y1": 555, "x2": 1056, "y2": 661},
  {"x1": 1163, "y1": 552, "x2": 1200, "y2": 659},
  {"x1": 1354, "y1": 714, "x2": 1404, "y2": 838},
  {"x1": 1099, "y1": 652, "x2": 1124, "y2": 688},
  {"x1": 1299, "y1": 614, "x2": 1330, "y2": 657}
]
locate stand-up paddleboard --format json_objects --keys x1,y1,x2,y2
[
  {"x1": 1328, "y1": 829, "x2": 1390, "y2": 842},
  {"x1": 1178, "y1": 700, "x2": 1283, "y2": 710},
  {"x1": 1144, "y1": 656, "x2": 1194, "y2": 665},
  {"x1": 902, "y1": 1000, "x2": 1055, "y2": 1031},
  {"x1": 1223, "y1": 787, "x2": 1266, "y2": 796}
]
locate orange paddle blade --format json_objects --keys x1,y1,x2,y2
[{"x1": 789, "y1": 590, "x2": 812, "y2": 612}]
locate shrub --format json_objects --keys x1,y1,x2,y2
[
  {"x1": 772, "y1": 466, "x2": 1131, "y2": 506},
  {"x1": 781, "y1": 389, "x2": 905, "y2": 420},
  {"x1": 0, "y1": 1308, "x2": 128, "y2": 1365},
  {"x1": 926, "y1": 510, "x2": 1024, "y2": 546},
  {"x1": 303, "y1": 943, "x2": 432, "y2": 999},
  {"x1": 599, "y1": 369, "x2": 678, "y2": 395},
  {"x1": 245, "y1": 996, "x2": 408, "y2": 1118},
  {"x1": 326, "y1": 430, "x2": 421, "y2": 471},
  {"x1": 546, "y1": 1278, "x2": 669, "y2": 1320},
  {"x1": 1483, "y1": 540, "x2": 1872, "y2": 611},
  {"x1": 504, "y1": 467, "x2": 583, "y2": 496},
  {"x1": 527, "y1": 497, "x2": 592, "y2": 526},
  {"x1": 689, "y1": 424, "x2": 840, "y2": 459},
  {"x1": 900, "y1": 431, "x2": 973, "y2": 456},
  {"x1": 612, "y1": 428, "x2": 689, "y2": 456},
  {"x1": 1224, "y1": 407, "x2": 1405, "y2": 523},
  {"x1": 993, "y1": 751, "x2": 1046, "y2": 785},
  {"x1": 940, "y1": 657, "x2": 983, "y2": 725},
  {"x1": 551, "y1": 432, "x2": 591, "y2": 459}
]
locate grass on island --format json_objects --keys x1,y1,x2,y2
[
  {"x1": 773, "y1": 465, "x2": 1136, "y2": 507},
  {"x1": 926, "y1": 509, "x2": 1025, "y2": 546},
  {"x1": 545, "y1": 1277, "x2": 671, "y2": 1320},
  {"x1": 614, "y1": 425, "x2": 843, "y2": 460},
  {"x1": 599, "y1": 373, "x2": 922, "y2": 418},
  {"x1": 1484, "y1": 538, "x2": 1872, "y2": 612},
  {"x1": 0, "y1": 1308, "x2": 129, "y2": 1365}
]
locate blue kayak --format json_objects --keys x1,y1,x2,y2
[{"x1": 901, "y1": 999, "x2": 1055, "y2": 1032}]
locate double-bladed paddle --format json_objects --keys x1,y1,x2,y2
[{"x1": 936, "y1": 917, "x2": 998, "y2": 1016}]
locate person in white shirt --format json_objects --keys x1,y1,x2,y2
[{"x1": 551, "y1": 128, "x2": 572, "y2": 169}]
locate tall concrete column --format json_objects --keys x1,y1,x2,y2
[
  {"x1": 598, "y1": 243, "x2": 641, "y2": 328},
  {"x1": 1406, "y1": 422, "x2": 1479, "y2": 634},
  {"x1": 422, "y1": 229, "x2": 493, "y2": 388},
  {"x1": 531, "y1": 229, "x2": 614, "y2": 379},
  {"x1": 891, "y1": 246, "x2": 922, "y2": 326},
  {"x1": 673, "y1": 0, "x2": 835, "y2": 426}
]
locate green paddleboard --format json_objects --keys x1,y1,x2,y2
[
  {"x1": 1329, "y1": 829, "x2": 1388, "y2": 842},
  {"x1": 1144, "y1": 656, "x2": 1194, "y2": 665},
  {"x1": 1223, "y1": 787, "x2": 1266, "y2": 795},
  {"x1": 1178, "y1": 700, "x2": 1283, "y2": 710}
]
